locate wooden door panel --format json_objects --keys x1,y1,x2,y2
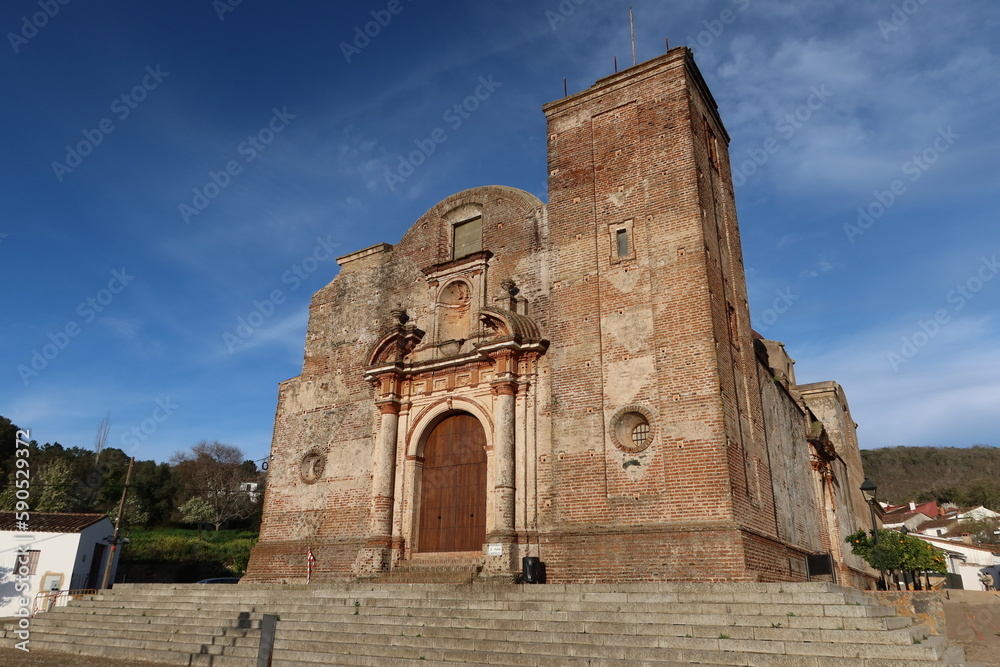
[{"x1": 418, "y1": 414, "x2": 487, "y2": 553}]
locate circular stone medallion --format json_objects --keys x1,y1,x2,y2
[{"x1": 299, "y1": 451, "x2": 326, "y2": 484}]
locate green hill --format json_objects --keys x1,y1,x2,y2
[{"x1": 860, "y1": 445, "x2": 1000, "y2": 510}]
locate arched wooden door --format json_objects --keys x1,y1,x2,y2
[{"x1": 418, "y1": 413, "x2": 487, "y2": 552}]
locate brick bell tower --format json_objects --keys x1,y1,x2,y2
[{"x1": 538, "y1": 47, "x2": 781, "y2": 580}]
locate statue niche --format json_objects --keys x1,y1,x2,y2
[{"x1": 435, "y1": 281, "x2": 472, "y2": 352}]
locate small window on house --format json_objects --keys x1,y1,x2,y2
[
  {"x1": 18, "y1": 549, "x2": 40, "y2": 575},
  {"x1": 453, "y1": 217, "x2": 482, "y2": 259},
  {"x1": 616, "y1": 228, "x2": 629, "y2": 257}
]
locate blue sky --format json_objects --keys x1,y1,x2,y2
[{"x1": 2, "y1": 0, "x2": 997, "y2": 465}]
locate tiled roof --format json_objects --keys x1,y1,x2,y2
[
  {"x1": 0, "y1": 512, "x2": 108, "y2": 533},
  {"x1": 882, "y1": 509, "x2": 928, "y2": 523},
  {"x1": 919, "y1": 534, "x2": 1000, "y2": 555},
  {"x1": 917, "y1": 517, "x2": 959, "y2": 530}
]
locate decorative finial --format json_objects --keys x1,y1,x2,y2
[{"x1": 390, "y1": 307, "x2": 409, "y2": 325}]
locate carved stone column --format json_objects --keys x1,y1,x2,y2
[
  {"x1": 370, "y1": 398, "x2": 400, "y2": 538},
  {"x1": 491, "y1": 380, "x2": 518, "y2": 537},
  {"x1": 484, "y1": 350, "x2": 519, "y2": 576},
  {"x1": 355, "y1": 372, "x2": 402, "y2": 577}
]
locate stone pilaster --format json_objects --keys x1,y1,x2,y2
[
  {"x1": 370, "y1": 399, "x2": 400, "y2": 538},
  {"x1": 485, "y1": 349, "x2": 519, "y2": 576},
  {"x1": 355, "y1": 373, "x2": 402, "y2": 577}
]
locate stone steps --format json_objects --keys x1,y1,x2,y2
[
  {"x1": 40, "y1": 602, "x2": 920, "y2": 636},
  {"x1": 34, "y1": 611, "x2": 920, "y2": 650},
  {"x1": 0, "y1": 582, "x2": 984, "y2": 666}
]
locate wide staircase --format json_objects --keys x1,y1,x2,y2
[{"x1": 0, "y1": 582, "x2": 985, "y2": 666}]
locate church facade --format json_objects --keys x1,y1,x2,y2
[{"x1": 246, "y1": 48, "x2": 874, "y2": 586}]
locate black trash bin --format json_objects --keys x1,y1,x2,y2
[{"x1": 522, "y1": 556, "x2": 545, "y2": 584}]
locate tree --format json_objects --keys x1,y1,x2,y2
[
  {"x1": 130, "y1": 461, "x2": 179, "y2": 527},
  {"x1": 845, "y1": 529, "x2": 946, "y2": 589},
  {"x1": 179, "y1": 496, "x2": 215, "y2": 537},
  {"x1": 0, "y1": 416, "x2": 24, "y2": 481},
  {"x1": 171, "y1": 441, "x2": 259, "y2": 531},
  {"x1": 33, "y1": 458, "x2": 77, "y2": 512},
  {"x1": 959, "y1": 480, "x2": 1000, "y2": 512},
  {"x1": 108, "y1": 494, "x2": 151, "y2": 530}
]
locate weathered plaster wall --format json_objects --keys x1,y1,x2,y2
[
  {"x1": 755, "y1": 348, "x2": 823, "y2": 554},
  {"x1": 800, "y1": 381, "x2": 873, "y2": 579}
]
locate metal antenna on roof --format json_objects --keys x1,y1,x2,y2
[
  {"x1": 563, "y1": 77, "x2": 567, "y2": 97},
  {"x1": 614, "y1": 55, "x2": 618, "y2": 73},
  {"x1": 630, "y1": 5, "x2": 637, "y2": 66}
]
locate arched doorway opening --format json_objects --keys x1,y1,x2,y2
[{"x1": 417, "y1": 413, "x2": 487, "y2": 553}]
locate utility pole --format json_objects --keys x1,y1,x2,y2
[{"x1": 101, "y1": 457, "x2": 134, "y2": 589}]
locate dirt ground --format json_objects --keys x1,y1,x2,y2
[{"x1": 943, "y1": 589, "x2": 1000, "y2": 666}]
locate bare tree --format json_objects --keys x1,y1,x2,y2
[
  {"x1": 171, "y1": 441, "x2": 258, "y2": 531},
  {"x1": 94, "y1": 411, "x2": 110, "y2": 456}
]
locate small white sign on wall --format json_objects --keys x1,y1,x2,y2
[{"x1": 488, "y1": 543, "x2": 503, "y2": 556}]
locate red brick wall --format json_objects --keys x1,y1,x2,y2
[{"x1": 539, "y1": 527, "x2": 750, "y2": 583}]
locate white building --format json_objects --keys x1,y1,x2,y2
[
  {"x1": 957, "y1": 506, "x2": 1000, "y2": 522},
  {"x1": 0, "y1": 513, "x2": 120, "y2": 618},
  {"x1": 239, "y1": 482, "x2": 261, "y2": 503},
  {"x1": 913, "y1": 533, "x2": 1000, "y2": 591}
]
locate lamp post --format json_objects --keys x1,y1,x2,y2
[
  {"x1": 860, "y1": 478, "x2": 886, "y2": 589},
  {"x1": 860, "y1": 478, "x2": 879, "y2": 543}
]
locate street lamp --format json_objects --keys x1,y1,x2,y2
[
  {"x1": 860, "y1": 478, "x2": 879, "y2": 544},
  {"x1": 860, "y1": 478, "x2": 886, "y2": 589}
]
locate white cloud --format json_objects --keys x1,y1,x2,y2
[
  {"x1": 793, "y1": 316, "x2": 999, "y2": 448},
  {"x1": 217, "y1": 306, "x2": 310, "y2": 358}
]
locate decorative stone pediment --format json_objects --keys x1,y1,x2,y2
[
  {"x1": 366, "y1": 323, "x2": 425, "y2": 367},
  {"x1": 478, "y1": 306, "x2": 543, "y2": 346},
  {"x1": 364, "y1": 307, "x2": 547, "y2": 385}
]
